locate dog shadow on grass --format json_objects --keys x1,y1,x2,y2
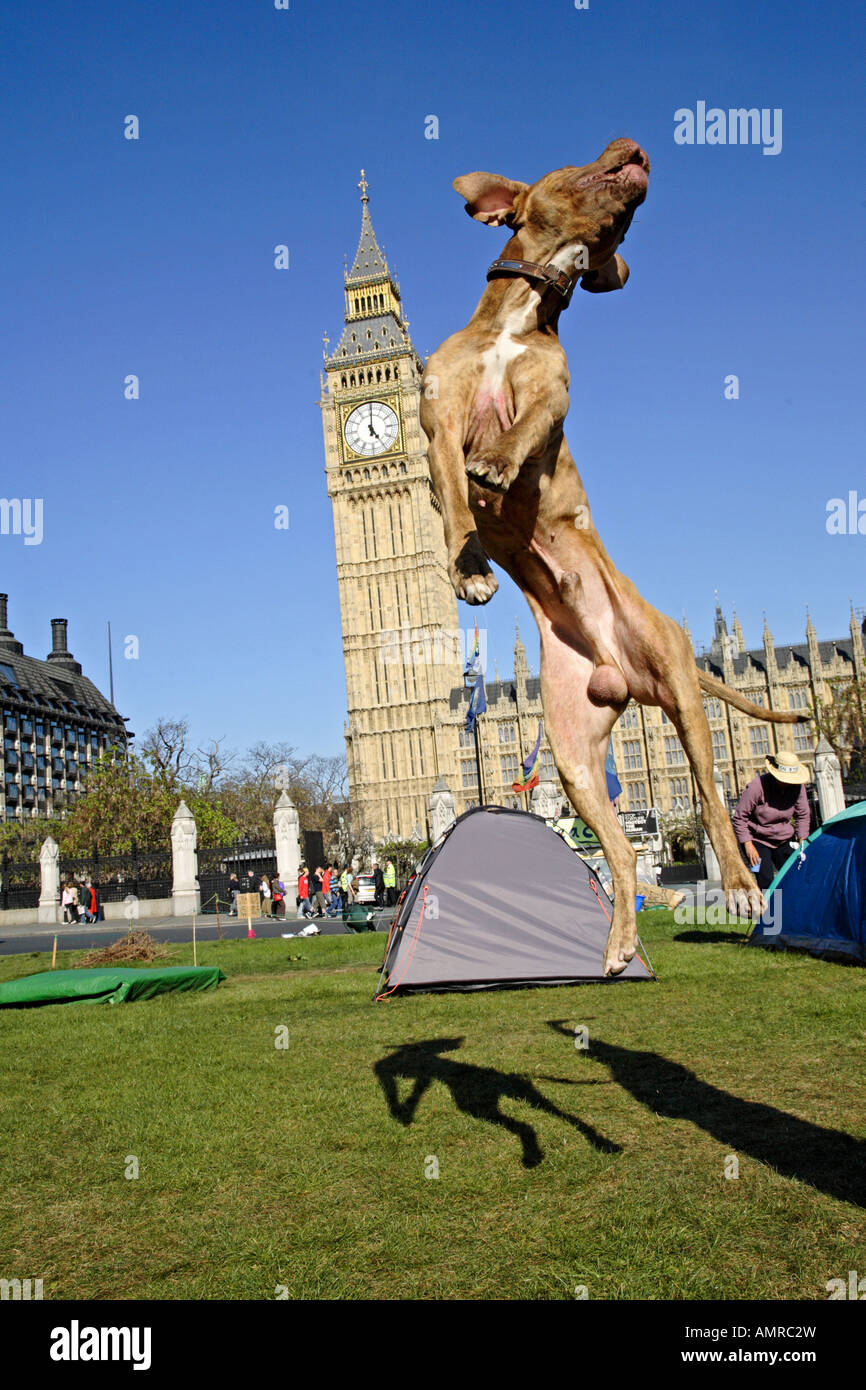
[
  {"x1": 374, "y1": 1036, "x2": 621, "y2": 1170},
  {"x1": 546, "y1": 1022, "x2": 866, "y2": 1209}
]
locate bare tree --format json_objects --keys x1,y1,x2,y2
[{"x1": 141, "y1": 717, "x2": 194, "y2": 785}]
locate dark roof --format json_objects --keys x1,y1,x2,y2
[
  {"x1": 698, "y1": 636, "x2": 855, "y2": 681},
  {"x1": 329, "y1": 311, "x2": 412, "y2": 365},
  {"x1": 449, "y1": 676, "x2": 540, "y2": 712},
  {"x1": 349, "y1": 201, "x2": 389, "y2": 281},
  {"x1": 0, "y1": 646, "x2": 127, "y2": 732}
]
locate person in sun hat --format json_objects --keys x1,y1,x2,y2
[{"x1": 732, "y1": 749, "x2": 812, "y2": 890}]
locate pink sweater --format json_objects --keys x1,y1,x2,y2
[{"x1": 732, "y1": 774, "x2": 810, "y2": 846}]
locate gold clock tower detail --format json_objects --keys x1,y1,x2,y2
[{"x1": 320, "y1": 172, "x2": 462, "y2": 841}]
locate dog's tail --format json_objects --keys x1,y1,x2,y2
[{"x1": 697, "y1": 669, "x2": 801, "y2": 724}]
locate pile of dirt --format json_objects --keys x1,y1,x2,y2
[{"x1": 74, "y1": 929, "x2": 169, "y2": 968}]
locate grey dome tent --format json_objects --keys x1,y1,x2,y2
[{"x1": 375, "y1": 805, "x2": 654, "y2": 997}]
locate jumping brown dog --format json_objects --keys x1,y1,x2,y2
[{"x1": 420, "y1": 138, "x2": 799, "y2": 975}]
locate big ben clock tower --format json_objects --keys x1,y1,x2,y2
[{"x1": 320, "y1": 172, "x2": 463, "y2": 842}]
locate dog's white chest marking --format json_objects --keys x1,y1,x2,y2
[{"x1": 479, "y1": 295, "x2": 539, "y2": 394}]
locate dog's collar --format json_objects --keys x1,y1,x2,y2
[{"x1": 486, "y1": 257, "x2": 578, "y2": 307}]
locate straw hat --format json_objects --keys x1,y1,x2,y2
[{"x1": 763, "y1": 750, "x2": 810, "y2": 784}]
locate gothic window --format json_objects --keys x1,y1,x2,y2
[
  {"x1": 394, "y1": 365, "x2": 399, "y2": 379},
  {"x1": 703, "y1": 697, "x2": 723, "y2": 719},
  {"x1": 793, "y1": 722, "x2": 811, "y2": 752},
  {"x1": 619, "y1": 705, "x2": 639, "y2": 729},
  {"x1": 498, "y1": 724, "x2": 516, "y2": 744},
  {"x1": 361, "y1": 509, "x2": 369, "y2": 560},
  {"x1": 500, "y1": 754, "x2": 519, "y2": 783},
  {"x1": 788, "y1": 688, "x2": 809, "y2": 710},
  {"x1": 351, "y1": 332, "x2": 356, "y2": 341},
  {"x1": 350, "y1": 373, "x2": 355, "y2": 386},
  {"x1": 664, "y1": 735, "x2": 686, "y2": 766},
  {"x1": 367, "y1": 584, "x2": 375, "y2": 630},
  {"x1": 622, "y1": 740, "x2": 642, "y2": 770},
  {"x1": 461, "y1": 759, "x2": 476, "y2": 789},
  {"x1": 627, "y1": 781, "x2": 648, "y2": 811},
  {"x1": 341, "y1": 375, "x2": 347, "y2": 388},
  {"x1": 540, "y1": 749, "x2": 556, "y2": 779},
  {"x1": 670, "y1": 777, "x2": 691, "y2": 812},
  {"x1": 385, "y1": 367, "x2": 391, "y2": 381},
  {"x1": 400, "y1": 463, "x2": 406, "y2": 474},
  {"x1": 389, "y1": 504, "x2": 397, "y2": 554},
  {"x1": 367, "y1": 330, "x2": 372, "y2": 340},
  {"x1": 397, "y1": 501, "x2": 405, "y2": 551},
  {"x1": 749, "y1": 725, "x2": 770, "y2": 757},
  {"x1": 374, "y1": 661, "x2": 382, "y2": 704},
  {"x1": 459, "y1": 728, "x2": 473, "y2": 748},
  {"x1": 711, "y1": 729, "x2": 727, "y2": 761},
  {"x1": 377, "y1": 581, "x2": 385, "y2": 629}
]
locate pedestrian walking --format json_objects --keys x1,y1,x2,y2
[{"x1": 260, "y1": 874, "x2": 272, "y2": 916}]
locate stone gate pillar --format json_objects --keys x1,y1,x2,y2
[
  {"x1": 38, "y1": 835, "x2": 61, "y2": 924},
  {"x1": 171, "y1": 800, "x2": 200, "y2": 916},
  {"x1": 814, "y1": 736, "x2": 845, "y2": 823},
  {"x1": 274, "y1": 790, "x2": 301, "y2": 889},
  {"x1": 703, "y1": 766, "x2": 728, "y2": 883},
  {"x1": 429, "y1": 776, "x2": 456, "y2": 842},
  {"x1": 530, "y1": 777, "x2": 562, "y2": 820}
]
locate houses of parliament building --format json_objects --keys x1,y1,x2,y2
[{"x1": 320, "y1": 177, "x2": 863, "y2": 840}]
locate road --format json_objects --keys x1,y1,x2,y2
[{"x1": 0, "y1": 908, "x2": 393, "y2": 956}]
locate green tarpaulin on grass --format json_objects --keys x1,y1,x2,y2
[{"x1": 0, "y1": 965, "x2": 225, "y2": 1008}]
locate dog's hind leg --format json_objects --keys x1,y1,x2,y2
[
  {"x1": 659, "y1": 622, "x2": 764, "y2": 920},
  {"x1": 534, "y1": 611, "x2": 638, "y2": 975}
]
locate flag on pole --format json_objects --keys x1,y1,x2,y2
[
  {"x1": 465, "y1": 671, "x2": 487, "y2": 732},
  {"x1": 512, "y1": 721, "x2": 543, "y2": 793},
  {"x1": 464, "y1": 622, "x2": 481, "y2": 678},
  {"x1": 605, "y1": 741, "x2": 622, "y2": 802}
]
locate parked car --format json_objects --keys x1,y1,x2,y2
[{"x1": 355, "y1": 873, "x2": 377, "y2": 904}]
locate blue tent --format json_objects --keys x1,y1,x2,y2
[{"x1": 749, "y1": 800, "x2": 866, "y2": 964}]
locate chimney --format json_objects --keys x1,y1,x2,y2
[
  {"x1": 0, "y1": 593, "x2": 24, "y2": 656},
  {"x1": 47, "y1": 617, "x2": 82, "y2": 674}
]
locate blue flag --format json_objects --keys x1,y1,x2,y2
[
  {"x1": 605, "y1": 741, "x2": 622, "y2": 802},
  {"x1": 465, "y1": 671, "x2": 487, "y2": 732}
]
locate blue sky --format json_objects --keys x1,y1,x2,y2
[{"x1": 1, "y1": 0, "x2": 863, "y2": 759}]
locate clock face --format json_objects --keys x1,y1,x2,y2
[{"x1": 344, "y1": 401, "x2": 399, "y2": 457}]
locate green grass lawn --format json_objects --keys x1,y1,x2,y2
[{"x1": 0, "y1": 913, "x2": 863, "y2": 1300}]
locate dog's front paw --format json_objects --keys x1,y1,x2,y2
[
  {"x1": 449, "y1": 535, "x2": 499, "y2": 606},
  {"x1": 466, "y1": 453, "x2": 518, "y2": 493}
]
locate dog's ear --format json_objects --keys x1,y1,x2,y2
[
  {"x1": 579, "y1": 252, "x2": 630, "y2": 293},
  {"x1": 453, "y1": 172, "x2": 529, "y2": 227}
]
